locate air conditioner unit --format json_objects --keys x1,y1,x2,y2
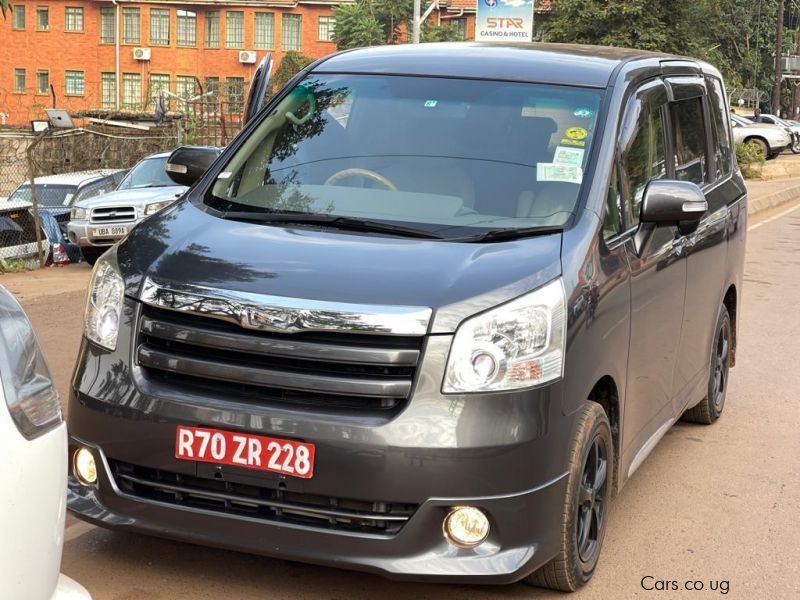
[
  {"x1": 133, "y1": 47, "x2": 151, "y2": 61},
  {"x1": 239, "y1": 51, "x2": 257, "y2": 64}
]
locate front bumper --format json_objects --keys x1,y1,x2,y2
[
  {"x1": 67, "y1": 298, "x2": 576, "y2": 583},
  {"x1": 68, "y1": 435, "x2": 567, "y2": 583},
  {"x1": 67, "y1": 220, "x2": 138, "y2": 249}
]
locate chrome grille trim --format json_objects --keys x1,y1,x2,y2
[
  {"x1": 90, "y1": 206, "x2": 137, "y2": 223},
  {"x1": 139, "y1": 277, "x2": 432, "y2": 336}
]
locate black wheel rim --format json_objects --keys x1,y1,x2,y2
[
  {"x1": 576, "y1": 435, "x2": 608, "y2": 564},
  {"x1": 712, "y1": 319, "x2": 731, "y2": 412}
]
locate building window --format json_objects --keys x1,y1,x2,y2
[
  {"x1": 205, "y1": 10, "x2": 219, "y2": 48},
  {"x1": 65, "y1": 7, "x2": 84, "y2": 32},
  {"x1": 254, "y1": 12, "x2": 274, "y2": 49},
  {"x1": 204, "y1": 76, "x2": 219, "y2": 97},
  {"x1": 225, "y1": 11, "x2": 244, "y2": 49},
  {"x1": 36, "y1": 6, "x2": 49, "y2": 31},
  {"x1": 65, "y1": 70, "x2": 85, "y2": 96},
  {"x1": 452, "y1": 17, "x2": 467, "y2": 41},
  {"x1": 13, "y1": 68, "x2": 26, "y2": 93},
  {"x1": 100, "y1": 7, "x2": 115, "y2": 44},
  {"x1": 176, "y1": 10, "x2": 196, "y2": 46},
  {"x1": 226, "y1": 77, "x2": 244, "y2": 112},
  {"x1": 36, "y1": 70, "x2": 49, "y2": 94},
  {"x1": 176, "y1": 75, "x2": 196, "y2": 101},
  {"x1": 318, "y1": 15, "x2": 335, "y2": 42},
  {"x1": 282, "y1": 14, "x2": 302, "y2": 51},
  {"x1": 150, "y1": 8, "x2": 170, "y2": 45},
  {"x1": 101, "y1": 72, "x2": 116, "y2": 109},
  {"x1": 12, "y1": 5, "x2": 25, "y2": 30},
  {"x1": 122, "y1": 73, "x2": 142, "y2": 109},
  {"x1": 149, "y1": 73, "x2": 170, "y2": 107},
  {"x1": 123, "y1": 8, "x2": 140, "y2": 44}
]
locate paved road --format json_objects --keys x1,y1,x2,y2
[{"x1": 6, "y1": 202, "x2": 800, "y2": 600}]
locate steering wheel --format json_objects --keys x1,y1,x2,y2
[{"x1": 324, "y1": 168, "x2": 398, "y2": 192}]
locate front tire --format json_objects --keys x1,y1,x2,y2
[
  {"x1": 681, "y1": 306, "x2": 731, "y2": 425},
  {"x1": 526, "y1": 402, "x2": 613, "y2": 592},
  {"x1": 79, "y1": 247, "x2": 106, "y2": 266}
]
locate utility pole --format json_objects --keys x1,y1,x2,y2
[
  {"x1": 773, "y1": 0, "x2": 785, "y2": 115},
  {"x1": 413, "y1": 0, "x2": 421, "y2": 44}
]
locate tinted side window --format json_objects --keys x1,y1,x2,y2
[
  {"x1": 603, "y1": 165, "x2": 622, "y2": 239},
  {"x1": 705, "y1": 77, "x2": 733, "y2": 179},
  {"x1": 670, "y1": 97, "x2": 708, "y2": 185},
  {"x1": 622, "y1": 104, "x2": 666, "y2": 228},
  {"x1": 74, "y1": 178, "x2": 114, "y2": 203}
]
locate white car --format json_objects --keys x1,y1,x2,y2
[
  {"x1": 730, "y1": 113, "x2": 793, "y2": 158},
  {"x1": 0, "y1": 287, "x2": 91, "y2": 600}
]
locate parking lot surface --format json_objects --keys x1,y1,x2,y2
[{"x1": 5, "y1": 202, "x2": 800, "y2": 599}]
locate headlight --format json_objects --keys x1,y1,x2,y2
[
  {"x1": 84, "y1": 249, "x2": 125, "y2": 350},
  {"x1": 0, "y1": 290, "x2": 62, "y2": 439},
  {"x1": 70, "y1": 207, "x2": 88, "y2": 220},
  {"x1": 144, "y1": 199, "x2": 174, "y2": 216},
  {"x1": 443, "y1": 278, "x2": 566, "y2": 393}
]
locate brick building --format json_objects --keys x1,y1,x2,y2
[{"x1": 0, "y1": 0, "x2": 348, "y2": 125}]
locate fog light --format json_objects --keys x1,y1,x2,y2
[
  {"x1": 73, "y1": 448, "x2": 97, "y2": 486},
  {"x1": 443, "y1": 506, "x2": 490, "y2": 548}
]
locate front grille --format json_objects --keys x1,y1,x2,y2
[
  {"x1": 136, "y1": 305, "x2": 424, "y2": 415},
  {"x1": 90, "y1": 206, "x2": 136, "y2": 223},
  {"x1": 110, "y1": 459, "x2": 417, "y2": 535}
]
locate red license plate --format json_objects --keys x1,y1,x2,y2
[{"x1": 175, "y1": 426, "x2": 315, "y2": 479}]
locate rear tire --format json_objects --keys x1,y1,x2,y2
[
  {"x1": 80, "y1": 247, "x2": 106, "y2": 266},
  {"x1": 745, "y1": 138, "x2": 769, "y2": 159},
  {"x1": 525, "y1": 402, "x2": 613, "y2": 592},
  {"x1": 681, "y1": 307, "x2": 731, "y2": 425}
]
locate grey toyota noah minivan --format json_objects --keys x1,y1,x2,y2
[{"x1": 67, "y1": 43, "x2": 746, "y2": 591}]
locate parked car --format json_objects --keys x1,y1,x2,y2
[
  {"x1": 0, "y1": 286, "x2": 92, "y2": 599},
  {"x1": 66, "y1": 44, "x2": 745, "y2": 592},
  {"x1": 0, "y1": 199, "x2": 51, "y2": 267},
  {"x1": 731, "y1": 113, "x2": 792, "y2": 158},
  {"x1": 6, "y1": 170, "x2": 127, "y2": 264},
  {"x1": 67, "y1": 152, "x2": 217, "y2": 265},
  {"x1": 746, "y1": 112, "x2": 800, "y2": 153}
]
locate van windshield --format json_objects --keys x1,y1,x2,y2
[{"x1": 207, "y1": 74, "x2": 603, "y2": 239}]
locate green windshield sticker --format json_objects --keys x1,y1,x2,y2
[
  {"x1": 538, "y1": 163, "x2": 583, "y2": 184},
  {"x1": 574, "y1": 108, "x2": 594, "y2": 119},
  {"x1": 553, "y1": 146, "x2": 585, "y2": 167}
]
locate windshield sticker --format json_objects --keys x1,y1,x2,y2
[
  {"x1": 565, "y1": 127, "x2": 589, "y2": 140},
  {"x1": 424, "y1": 100, "x2": 439, "y2": 108},
  {"x1": 560, "y1": 138, "x2": 586, "y2": 148},
  {"x1": 217, "y1": 172, "x2": 233, "y2": 179},
  {"x1": 574, "y1": 108, "x2": 595, "y2": 119},
  {"x1": 553, "y1": 146, "x2": 585, "y2": 167},
  {"x1": 62, "y1": 193, "x2": 74, "y2": 206},
  {"x1": 537, "y1": 163, "x2": 583, "y2": 184},
  {"x1": 522, "y1": 106, "x2": 537, "y2": 117}
]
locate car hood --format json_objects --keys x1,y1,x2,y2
[
  {"x1": 118, "y1": 201, "x2": 563, "y2": 333},
  {"x1": 76, "y1": 186, "x2": 187, "y2": 209}
]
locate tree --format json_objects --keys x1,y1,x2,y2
[
  {"x1": 332, "y1": 4, "x2": 384, "y2": 49},
  {"x1": 271, "y1": 52, "x2": 314, "y2": 94},
  {"x1": 333, "y1": 0, "x2": 461, "y2": 50},
  {"x1": 1, "y1": 0, "x2": 10, "y2": 19}
]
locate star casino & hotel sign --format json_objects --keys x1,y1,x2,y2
[{"x1": 475, "y1": 0, "x2": 535, "y2": 43}]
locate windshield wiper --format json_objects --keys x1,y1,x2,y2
[
  {"x1": 456, "y1": 225, "x2": 563, "y2": 243},
  {"x1": 217, "y1": 211, "x2": 445, "y2": 240}
]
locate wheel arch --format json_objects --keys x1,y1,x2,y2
[
  {"x1": 587, "y1": 376, "x2": 621, "y2": 494},
  {"x1": 723, "y1": 284, "x2": 737, "y2": 366}
]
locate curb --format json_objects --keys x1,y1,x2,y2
[{"x1": 748, "y1": 182, "x2": 800, "y2": 216}]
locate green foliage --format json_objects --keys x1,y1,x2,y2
[
  {"x1": 0, "y1": 258, "x2": 26, "y2": 273},
  {"x1": 1, "y1": 0, "x2": 10, "y2": 19},
  {"x1": 420, "y1": 21, "x2": 463, "y2": 43},
  {"x1": 547, "y1": 0, "x2": 792, "y2": 98},
  {"x1": 272, "y1": 52, "x2": 314, "y2": 94},
  {"x1": 332, "y1": 4, "x2": 385, "y2": 49},
  {"x1": 735, "y1": 140, "x2": 766, "y2": 179}
]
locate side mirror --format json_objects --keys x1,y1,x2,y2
[
  {"x1": 165, "y1": 146, "x2": 222, "y2": 187},
  {"x1": 640, "y1": 180, "x2": 707, "y2": 226}
]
